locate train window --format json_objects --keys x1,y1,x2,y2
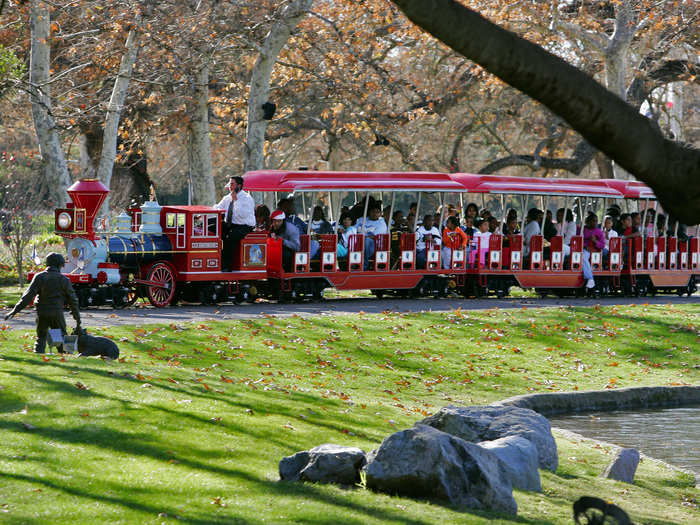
[
  {"x1": 192, "y1": 214, "x2": 205, "y2": 237},
  {"x1": 166, "y1": 213, "x2": 176, "y2": 229},
  {"x1": 206, "y1": 214, "x2": 218, "y2": 236}
]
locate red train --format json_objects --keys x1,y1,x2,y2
[{"x1": 41, "y1": 171, "x2": 699, "y2": 308}]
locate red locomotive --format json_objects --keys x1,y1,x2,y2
[{"x1": 40, "y1": 171, "x2": 698, "y2": 308}]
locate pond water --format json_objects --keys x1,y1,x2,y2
[{"x1": 548, "y1": 406, "x2": 700, "y2": 474}]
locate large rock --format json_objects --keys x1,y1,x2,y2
[
  {"x1": 601, "y1": 448, "x2": 640, "y2": 484},
  {"x1": 478, "y1": 436, "x2": 541, "y2": 492},
  {"x1": 362, "y1": 424, "x2": 517, "y2": 515},
  {"x1": 421, "y1": 405, "x2": 558, "y2": 471},
  {"x1": 279, "y1": 444, "x2": 366, "y2": 485}
]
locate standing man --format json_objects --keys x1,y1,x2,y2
[
  {"x1": 215, "y1": 175, "x2": 256, "y2": 271},
  {"x1": 4, "y1": 253, "x2": 81, "y2": 354}
]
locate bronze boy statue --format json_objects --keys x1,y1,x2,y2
[{"x1": 5, "y1": 252, "x2": 81, "y2": 354}]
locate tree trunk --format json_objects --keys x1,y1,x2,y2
[
  {"x1": 391, "y1": 0, "x2": 700, "y2": 224},
  {"x1": 188, "y1": 64, "x2": 216, "y2": 205},
  {"x1": 96, "y1": 21, "x2": 141, "y2": 214},
  {"x1": 244, "y1": 0, "x2": 314, "y2": 174},
  {"x1": 29, "y1": 0, "x2": 71, "y2": 208}
]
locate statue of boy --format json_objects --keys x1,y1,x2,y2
[{"x1": 5, "y1": 252, "x2": 81, "y2": 353}]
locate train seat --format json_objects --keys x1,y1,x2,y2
[
  {"x1": 348, "y1": 234, "x2": 364, "y2": 272},
  {"x1": 400, "y1": 233, "x2": 416, "y2": 271}
]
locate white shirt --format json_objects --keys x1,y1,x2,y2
[
  {"x1": 522, "y1": 220, "x2": 541, "y2": 257},
  {"x1": 472, "y1": 230, "x2": 491, "y2": 251},
  {"x1": 356, "y1": 217, "x2": 388, "y2": 236},
  {"x1": 215, "y1": 190, "x2": 255, "y2": 227},
  {"x1": 556, "y1": 221, "x2": 576, "y2": 246},
  {"x1": 415, "y1": 225, "x2": 442, "y2": 250},
  {"x1": 603, "y1": 228, "x2": 618, "y2": 251}
]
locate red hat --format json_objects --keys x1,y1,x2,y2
[{"x1": 270, "y1": 210, "x2": 286, "y2": 220}]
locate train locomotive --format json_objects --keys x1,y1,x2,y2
[{"x1": 47, "y1": 178, "x2": 266, "y2": 308}]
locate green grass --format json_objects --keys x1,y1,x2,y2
[{"x1": 0, "y1": 304, "x2": 698, "y2": 524}]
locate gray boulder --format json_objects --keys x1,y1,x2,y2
[
  {"x1": 362, "y1": 424, "x2": 517, "y2": 515},
  {"x1": 421, "y1": 405, "x2": 558, "y2": 471},
  {"x1": 279, "y1": 450, "x2": 310, "y2": 482},
  {"x1": 279, "y1": 444, "x2": 366, "y2": 485},
  {"x1": 601, "y1": 448, "x2": 640, "y2": 484},
  {"x1": 478, "y1": 436, "x2": 541, "y2": 492}
]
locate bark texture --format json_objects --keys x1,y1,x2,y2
[
  {"x1": 29, "y1": 0, "x2": 72, "y2": 207},
  {"x1": 96, "y1": 21, "x2": 141, "y2": 213},
  {"x1": 392, "y1": 0, "x2": 700, "y2": 224},
  {"x1": 189, "y1": 64, "x2": 216, "y2": 204},
  {"x1": 244, "y1": 0, "x2": 314, "y2": 174}
]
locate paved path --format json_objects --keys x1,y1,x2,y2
[{"x1": 3, "y1": 294, "x2": 698, "y2": 329}]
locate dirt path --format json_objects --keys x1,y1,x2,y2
[{"x1": 2, "y1": 294, "x2": 698, "y2": 330}]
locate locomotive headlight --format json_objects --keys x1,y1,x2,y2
[{"x1": 57, "y1": 212, "x2": 72, "y2": 230}]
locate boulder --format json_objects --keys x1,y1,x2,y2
[
  {"x1": 478, "y1": 436, "x2": 541, "y2": 492},
  {"x1": 279, "y1": 450, "x2": 310, "y2": 482},
  {"x1": 279, "y1": 444, "x2": 366, "y2": 485},
  {"x1": 362, "y1": 424, "x2": 517, "y2": 515},
  {"x1": 421, "y1": 405, "x2": 558, "y2": 471},
  {"x1": 601, "y1": 448, "x2": 640, "y2": 484}
]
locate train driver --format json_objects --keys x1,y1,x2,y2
[{"x1": 215, "y1": 175, "x2": 256, "y2": 271}]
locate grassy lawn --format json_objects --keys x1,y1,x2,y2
[{"x1": 0, "y1": 304, "x2": 698, "y2": 524}]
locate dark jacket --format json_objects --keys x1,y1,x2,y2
[{"x1": 11, "y1": 266, "x2": 80, "y2": 321}]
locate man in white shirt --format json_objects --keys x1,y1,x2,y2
[{"x1": 215, "y1": 176, "x2": 256, "y2": 271}]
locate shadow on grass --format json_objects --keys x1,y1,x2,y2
[{"x1": 2, "y1": 355, "x2": 382, "y2": 445}]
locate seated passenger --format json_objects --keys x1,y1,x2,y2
[
  {"x1": 462, "y1": 215, "x2": 476, "y2": 237},
  {"x1": 310, "y1": 205, "x2": 333, "y2": 235},
  {"x1": 582, "y1": 213, "x2": 604, "y2": 289},
  {"x1": 464, "y1": 202, "x2": 479, "y2": 221},
  {"x1": 602, "y1": 215, "x2": 618, "y2": 259},
  {"x1": 522, "y1": 208, "x2": 543, "y2": 260},
  {"x1": 442, "y1": 216, "x2": 468, "y2": 269},
  {"x1": 254, "y1": 204, "x2": 270, "y2": 232},
  {"x1": 470, "y1": 217, "x2": 491, "y2": 267},
  {"x1": 502, "y1": 209, "x2": 519, "y2": 235},
  {"x1": 555, "y1": 208, "x2": 576, "y2": 257},
  {"x1": 357, "y1": 205, "x2": 388, "y2": 269},
  {"x1": 543, "y1": 210, "x2": 557, "y2": 241},
  {"x1": 488, "y1": 216, "x2": 500, "y2": 234},
  {"x1": 416, "y1": 214, "x2": 442, "y2": 269},
  {"x1": 336, "y1": 213, "x2": 356, "y2": 259},
  {"x1": 277, "y1": 197, "x2": 307, "y2": 233},
  {"x1": 270, "y1": 210, "x2": 300, "y2": 272}
]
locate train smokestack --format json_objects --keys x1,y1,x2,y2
[{"x1": 66, "y1": 179, "x2": 109, "y2": 235}]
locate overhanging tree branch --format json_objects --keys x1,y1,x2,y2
[{"x1": 391, "y1": 0, "x2": 700, "y2": 224}]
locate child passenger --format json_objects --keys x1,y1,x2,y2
[
  {"x1": 470, "y1": 217, "x2": 491, "y2": 268},
  {"x1": 415, "y1": 214, "x2": 441, "y2": 269},
  {"x1": 442, "y1": 216, "x2": 468, "y2": 269}
]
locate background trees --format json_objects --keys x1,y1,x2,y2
[{"x1": 0, "y1": 0, "x2": 697, "y2": 221}]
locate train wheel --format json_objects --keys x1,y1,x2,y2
[
  {"x1": 371, "y1": 289, "x2": 385, "y2": 299},
  {"x1": 146, "y1": 262, "x2": 177, "y2": 307}
]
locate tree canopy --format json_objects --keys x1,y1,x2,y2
[{"x1": 390, "y1": 0, "x2": 700, "y2": 224}]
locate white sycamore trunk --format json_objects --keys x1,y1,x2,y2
[
  {"x1": 188, "y1": 64, "x2": 215, "y2": 204},
  {"x1": 29, "y1": 0, "x2": 72, "y2": 207},
  {"x1": 244, "y1": 0, "x2": 314, "y2": 179},
  {"x1": 96, "y1": 21, "x2": 141, "y2": 213}
]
